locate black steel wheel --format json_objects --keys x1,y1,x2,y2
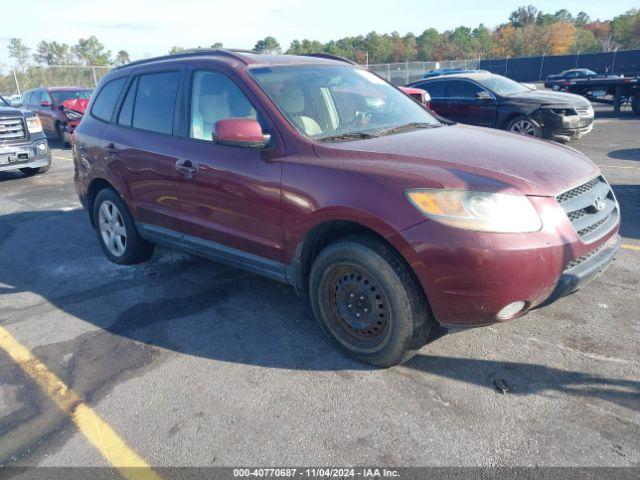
[{"x1": 309, "y1": 235, "x2": 432, "y2": 367}]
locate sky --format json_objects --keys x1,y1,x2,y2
[{"x1": 0, "y1": 0, "x2": 638, "y2": 64}]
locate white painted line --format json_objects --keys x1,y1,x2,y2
[{"x1": 596, "y1": 164, "x2": 639, "y2": 170}]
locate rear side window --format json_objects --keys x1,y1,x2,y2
[
  {"x1": 419, "y1": 81, "x2": 445, "y2": 98},
  {"x1": 92, "y1": 77, "x2": 127, "y2": 121},
  {"x1": 132, "y1": 72, "x2": 180, "y2": 134}
]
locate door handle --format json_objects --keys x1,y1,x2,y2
[{"x1": 176, "y1": 159, "x2": 198, "y2": 178}]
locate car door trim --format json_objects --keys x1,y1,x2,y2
[{"x1": 136, "y1": 223, "x2": 289, "y2": 284}]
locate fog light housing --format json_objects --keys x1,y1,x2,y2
[
  {"x1": 496, "y1": 301, "x2": 526, "y2": 320},
  {"x1": 36, "y1": 142, "x2": 47, "y2": 153}
]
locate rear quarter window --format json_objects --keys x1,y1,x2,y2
[
  {"x1": 418, "y1": 81, "x2": 446, "y2": 98},
  {"x1": 92, "y1": 77, "x2": 127, "y2": 121}
]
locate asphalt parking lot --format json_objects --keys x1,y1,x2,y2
[{"x1": 0, "y1": 106, "x2": 639, "y2": 470}]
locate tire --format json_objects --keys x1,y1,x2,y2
[
  {"x1": 56, "y1": 122, "x2": 65, "y2": 142},
  {"x1": 309, "y1": 235, "x2": 432, "y2": 367},
  {"x1": 506, "y1": 115, "x2": 542, "y2": 137},
  {"x1": 92, "y1": 188, "x2": 154, "y2": 265},
  {"x1": 20, "y1": 159, "x2": 51, "y2": 175},
  {"x1": 632, "y1": 93, "x2": 640, "y2": 116}
]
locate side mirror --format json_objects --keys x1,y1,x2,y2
[
  {"x1": 41, "y1": 100, "x2": 52, "y2": 107},
  {"x1": 213, "y1": 118, "x2": 268, "y2": 148},
  {"x1": 476, "y1": 91, "x2": 492, "y2": 100}
]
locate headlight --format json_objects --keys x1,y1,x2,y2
[
  {"x1": 406, "y1": 189, "x2": 542, "y2": 233},
  {"x1": 26, "y1": 116, "x2": 43, "y2": 133}
]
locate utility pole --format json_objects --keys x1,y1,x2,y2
[{"x1": 12, "y1": 66, "x2": 21, "y2": 96}]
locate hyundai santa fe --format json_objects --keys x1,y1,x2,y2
[{"x1": 74, "y1": 50, "x2": 621, "y2": 367}]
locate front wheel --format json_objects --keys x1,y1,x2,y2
[
  {"x1": 309, "y1": 235, "x2": 432, "y2": 367},
  {"x1": 93, "y1": 189, "x2": 154, "y2": 264},
  {"x1": 507, "y1": 115, "x2": 542, "y2": 138}
]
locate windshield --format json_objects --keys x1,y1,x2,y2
[
  {"x1": 51, "y1": 90, "x2": 92, "y2": 104},
  {"x1": 476, "y1": 75, "x2": 529, "y2": 96},
  {"x1": 249, "y1": 65, "x2": 440, "y2": 140},
  {"x1": 0, "y1": 95, "x2": 8, "y2": 107}
]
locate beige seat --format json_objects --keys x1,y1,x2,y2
[
  {"x1": 191, "y1": 93, "x2": 230, "y2": 140},
  {"x1": 278, "y1": 88, "x2": 322, "y2": 136}
]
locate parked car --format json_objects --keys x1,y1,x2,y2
[
  {"x1": 0, "y1": 95, "x2": 51, "y2": 175},
  {"x1": 74, "y1": 50, "x2": 620, "y2": 366},
  {"x1": 422, "y1": 68, "x2": 488, "y2": 79},
  {"x1": 398, "y1": 86, "x2": 430, "y2": 108},
  {"x1": 545, "y1": 68, "x2": 620, "y2": 90},
  {"x1": 22, "y1": 86, "x2": 92, "y2": 143},
  {"x1": 409, "y1": 72, "x2": 594, "y2": 142}
]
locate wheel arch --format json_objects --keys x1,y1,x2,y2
[{"x1": 86, "y1": 177, "x2": 125, "y2": 226}]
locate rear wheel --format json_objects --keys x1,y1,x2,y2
[
  {"x1": 309, "y1": 235, "x2": 431, "y2": 367},
  {"x1": 93, "y1": 189, "x2": 154, "y2": 264},
  {"x1": 507, "y1": 116, "x2": 542, "y2": 137}
]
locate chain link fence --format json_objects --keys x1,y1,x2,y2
[
  {"x1": 0, "y1": 58, "x2": 486, "y2": 98},
  {"x1": 367, "y1": 59, "x2": 480, "y2": 85},
  {"x1": 0, "y1": 65, "x2": 111, "y2": 98}
]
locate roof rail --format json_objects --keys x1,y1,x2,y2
[
  {"x1": 298, "y1": 53, "x2": 357, "y2": 65},
  {"x1": 114, "y1": 48, "x2": 258, "y2": 70}
]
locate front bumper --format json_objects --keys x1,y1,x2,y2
[
  {"x1": 541, "y1": 111, "x2": 594, "y2": 142},
  {"x1": 0, "y1": 138, "x2": 51, "y2": 172},
  {"x1": 395, "y1": 196, "x2": 620, "y2": 328}
]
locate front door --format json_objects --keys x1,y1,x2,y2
[
  {"x1": 173, "y1": 69, "x2": 285, "y2": 272},
  {"x1": 445, "y1": 80, "x2": 497, "y2": 127}
]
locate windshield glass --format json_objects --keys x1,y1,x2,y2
[
  {"x1": 476, "y1": 75, "x2": 529, "y2": 96},
  {"x1": 51, "y1": 90, "x2": 92, "y2": 104},
  {"x1": 249, "y1": 65, "x2": 440, "y2": 140},
  {"x1": 0, "y1": 95, "x2": 8, "y2": 106}
]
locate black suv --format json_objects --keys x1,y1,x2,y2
[
  {"x1": 410, "y1": 72, "x2": 594, "y2": 142},
  {"x1": 0, "y1": 95, "x2": 51, "y2": 175}
]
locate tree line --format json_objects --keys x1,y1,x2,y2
[{"x1": 3, "y1": 5, "x2": 640, "y2": 70}]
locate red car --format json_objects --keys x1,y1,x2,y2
[
  {"x1": 22, "y1": 86, "x2": 91, "y2": 143},
  {"x1": 74, "y1": 51, "x2": 620, "y2": 366},
  {"x1": 399, "y1": 86, "x2": 430, "y2": 108}
]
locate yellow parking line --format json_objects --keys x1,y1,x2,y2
[
  {"x1": 622, "y1": 244, "x2": 640, "y2": 251},
  {"x1": 53, "y1": 155, "x2": 73, "y2": 161},
  {"x1": 0, "y1": 326, "x2": 162, "y2": 480}
]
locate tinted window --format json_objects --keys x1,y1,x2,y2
[
  {"x1": 419, "y1": 81, "x2": 446, "y2": 98},
  {"x1": 31, "y1": 91, "x2": 42, "y2": 105},
  {"x1": 42, "y1": 90, "x2": 52, "y2": 104},
  {"x1": 447, "y1": 80, "x2": 483, "y2": 98},
  {"x1": 132, "y1": 72, "x2": 180, "y2": 134},
  {"x1": 118, "y1": 77, "x2": 138, "y2": 126},
  {"x1": 190, "y1": 70, "x2": 260, "y2": 141},
  {"x1": 23, "y1": 91, "x2": 32, "y2": 105},
  {"x1": 51, "y1": 90, "x2": 91, "y2": 104},
  {"x1": 92, "y1": 78, "x2": 127, "y2": 121}
]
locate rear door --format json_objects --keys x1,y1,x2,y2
[
  {"x1": 37, "y1": 90, "x2": 56, "y2": 132},
  {"x1": 414, "y1": 80, "x2": 449, "y2": 118},
  {"x1": 104, "y1": 70, "x2": 183, "y2": 232},
  {"x1": 444, "y1": 80, "x2": 497, "y2": 127}
]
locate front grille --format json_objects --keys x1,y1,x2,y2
[
  {"x1": 556, "y1": 176, "x2": 619, "y2": 243},
  {"x1": 0, "y1": 117, "x2": 26, "y2": 140}
]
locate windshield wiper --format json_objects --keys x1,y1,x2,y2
[
  {"x1": 376, "y1": 122, "x2": 440, "y2": 137},
  {"x1": 316, "y1": 131, "x2": 379, "y2": 142}
]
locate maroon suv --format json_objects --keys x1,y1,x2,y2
[{"x1": 74, "y1": 50, "x2": 621, "y2": 366}]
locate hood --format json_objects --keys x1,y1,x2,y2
[
  {"x1": 0, "y1": 106, "x2": 31, "y2": 117},
  {"x1": 313, "y1": 124, "x2": 599, "y2": 196},
  {"x1": 507, "y1": 89, "x2": 590, "y2": 107},
  {"x1": 61, "y1": 98, "x2": 89, "y2": 113}
]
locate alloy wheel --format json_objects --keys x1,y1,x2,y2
[
  {"x1": 98, "y1": 200, "x2": 127, "y2": 257},
  {"x1": 510, "y1": 119, "x2": 538, "y2": 136}
]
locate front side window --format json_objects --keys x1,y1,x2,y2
[
  {"x1": 250, "y1": 65, "x2": 439, "y2": 140},
  {"x1": 132, "y1": 72, "x2": 180, "y2": 134},
  {"x1": 447, "y1": 80, "x2": 484, "y2": 98},
  {"x1": 92, "y1": 77, "x2": 127, "y2": 121},
  {"x1": 190, "y1": 70, "x2": 261, "y2": 141}
]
